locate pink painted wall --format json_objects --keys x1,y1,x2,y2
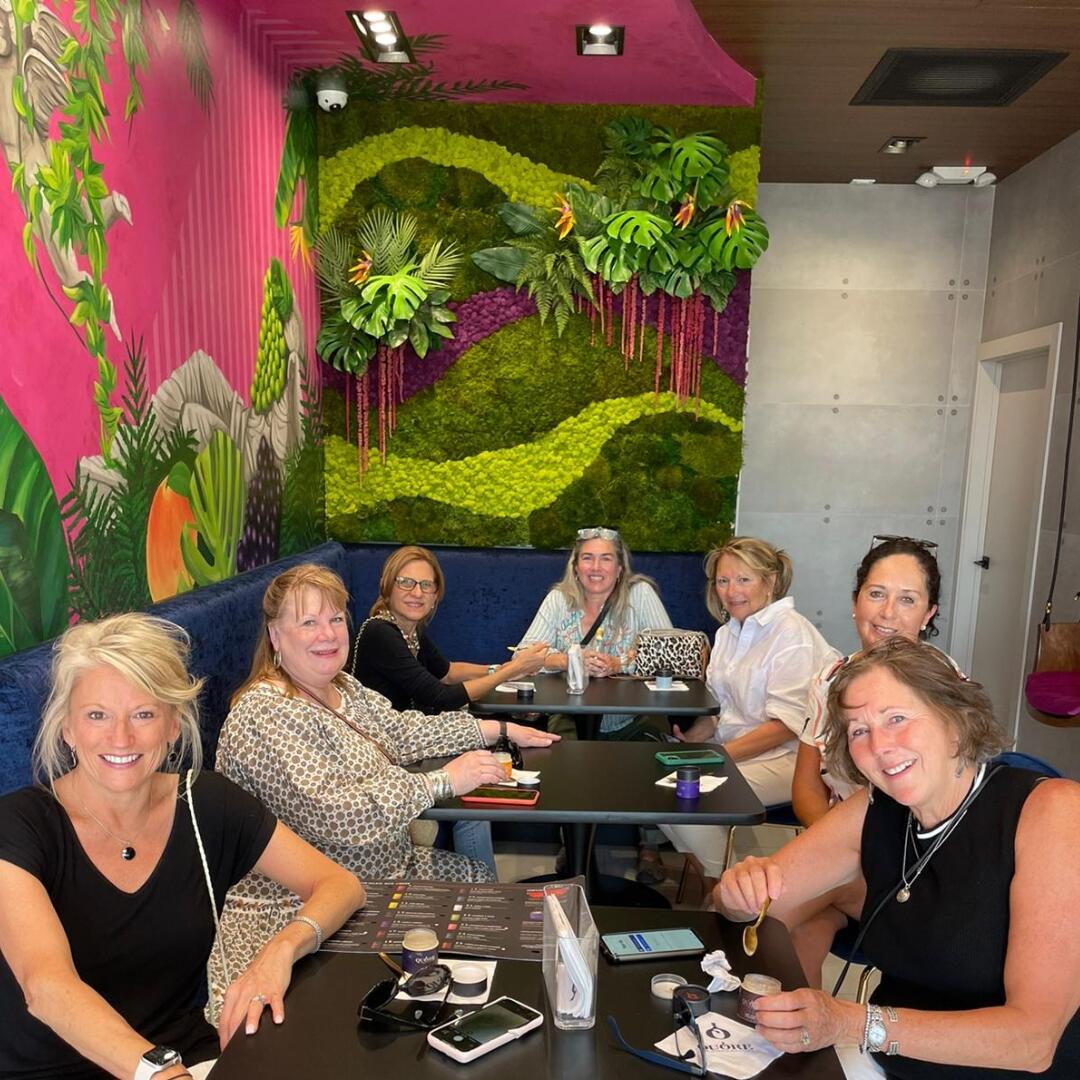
[{"x1": 0, "y1": 0, "x2": 319, "y2": 495}]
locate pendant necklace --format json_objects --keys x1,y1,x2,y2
[
  {"x1": 79, "y1": 795, "x2": 154, "y2": 861},
  {"x1": 896, "y1": 762, "x2": 987, "y2": 903}
]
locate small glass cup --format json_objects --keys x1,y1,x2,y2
[
  {"x1": 493, "y1": 751, "x2": 514, "y2": 779},
  {"x1": 654, "y1": 668, "x2": 674, "y2": 690},
  {"x1": 737, "y1": 973, "x2": 781, "y2": 1021}
]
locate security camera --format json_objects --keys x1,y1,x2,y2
[{"x1": 316, "y1": 75, "x2": 348, "y2": 113}]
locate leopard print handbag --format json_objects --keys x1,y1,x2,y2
[{"x1": 632, "y1": 629, "x2": 710, "y2": 679}]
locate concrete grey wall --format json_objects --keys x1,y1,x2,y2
[
  {"x1": 740, "y1": 182, "x2": 993, "y2": 657},
  {"x1": 981, "y1": 129, "x2": 1080, "y2": 776}
]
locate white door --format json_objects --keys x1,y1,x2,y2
[{"x1": 953, "y1": 326, "x2": 1061, "y2": 736}]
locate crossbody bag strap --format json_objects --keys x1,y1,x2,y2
[{"x1": 580, "y1": 593, "x2": 614, "y2": 648}]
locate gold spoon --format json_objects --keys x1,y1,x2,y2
[{"x1": 742, "y1": 896, "x2": 771, "y2": 957}]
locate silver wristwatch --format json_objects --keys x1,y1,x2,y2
[
  {"x1": 134, "y1": 1045, "x2": 181, "y2": 1080},
  {"x1": 864, "y1": 1005, "x2": 900, "y2": 1055}
]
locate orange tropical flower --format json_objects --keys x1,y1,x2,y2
[
  {"x1": 552, "y1": 192, "x2": 575, "y2": 239},
  {"x1": 674, "y1": 192, "x2": 696, "y2": 229},
  {"x1": 725, "y1": 199, "x2": 749, "y2": 236},
  {"x1": 349, "y1": 250, "x2": 373, "y2": 285},
  {"x1": 289, "y1": 223, "x2": 313, "y2": 268}
]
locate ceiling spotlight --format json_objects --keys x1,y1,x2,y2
[
  {"x1": 915, "y1": 165, "x2": 996, "y2": 188},
  {"x1": 576, "y1": 23, "x2": 624, "y2": 56},
  {"x1": 850, "y1": 178, "x2": 877, "y2": 185},
  {"x1": 348, "y1": 9, "x2": 413, "y2": 62},
  {"x1": 880, "y1": 136, "x2": 924, "y2": 155}
]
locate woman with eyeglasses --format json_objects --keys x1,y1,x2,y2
[
  {"x1": 213, "y1": 564, "x2": 558, "y2": 1000},
  {"x1": 350, "y1": 546, "x2": 549, "y2": 871},
  {"x1": 659, "y1": 537, "x2": 838, "y2": 892},
  {"x1": 716, "y1": 638, "x2": 1079, "y2": 1080}
]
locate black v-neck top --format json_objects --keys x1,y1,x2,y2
[
  {"x1": 860, "y1": 765, "x2": 1079, "y2": 1079},
  {"x1": 0, "y1": 772, "x2": 275, "y2": 1078}
]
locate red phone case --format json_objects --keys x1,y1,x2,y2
[{"x1": 460, "y1": 788, "x2": 540, "y2": 806}]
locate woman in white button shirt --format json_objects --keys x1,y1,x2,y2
[{"x1": 661, "y1": 537, "x2": 838, "y2": 889}]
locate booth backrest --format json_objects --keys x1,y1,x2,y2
[{"x1": 0, "y1": 542, "x2": 714, "y2": 795}]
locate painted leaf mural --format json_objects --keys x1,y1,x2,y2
[
  {"x1": 0, "y1": 396, "x2": 68, "y2": 656},
  {"x1": 180, "y1": 430, "x2": 247, "y2": 587}
]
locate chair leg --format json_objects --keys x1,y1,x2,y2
[
  {"x1": 856, "y1": 965, "x2": 878, "y2": 1005},
  {"x1": 676, "y1": 852, "x2": 703, "y2": 905},
  {"x1": 722, "y1": 826, "x2": 738, "y2": 872}
]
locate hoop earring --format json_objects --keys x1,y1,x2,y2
[
  {"x1": 66, "y1": 742, "x2": 78, "y2": 769},
  {"x1": 166, "y1": 741, "x2": 180, "y2": 769}
]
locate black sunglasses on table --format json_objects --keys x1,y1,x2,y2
[{"x1": 357, "y1": 968, "x2": 452, "y2": 1032}]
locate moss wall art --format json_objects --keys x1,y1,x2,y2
[{"x1": 317, "y1": 100, "x2": 761, "y2": 552}]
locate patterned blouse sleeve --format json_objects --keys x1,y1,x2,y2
[
  {"x1": 356, "y1": 680, "x2": 484, "y2": 765},
  {"x1": 517, "y1": 590, "x2": 564, "y2": 649},
  {"x1": 217, "y1": 687, "x2": 439, "y2": 849},
  {"x1": 630, "y1": 581, "x2": 673, "y2": 631}
]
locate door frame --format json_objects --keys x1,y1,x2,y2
[{"x1": 952, "y1": 323, "x2": 1062, "y2": 737}]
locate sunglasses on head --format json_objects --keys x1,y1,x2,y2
[
  {"x1": 871, "y1": 534, "x2": 939, "y2": 551},
  {"x1": 577, "y1": 527, "x2": 620, "y2": 542},
  {"x1": 357, "y1": 967, "x2": 452, "y2": 1032}
]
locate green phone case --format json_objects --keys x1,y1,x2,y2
[{"x1": 654, "y1": 749, "x2": 727, "y2": 766}]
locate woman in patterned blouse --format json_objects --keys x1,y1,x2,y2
[{"x1": 211, "y1": 563, "x2": 558, "y2": 1000}]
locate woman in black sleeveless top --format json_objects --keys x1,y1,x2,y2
[{"x1": 716, "y1": 637, "x2": 1080, "y2": 1079}]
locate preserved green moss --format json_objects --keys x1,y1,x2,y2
[{"x1": 330, "y1": 498, "x2": 528, "y2": 547}]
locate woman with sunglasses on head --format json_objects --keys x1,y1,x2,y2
[
  {"x1": 350, "y1": 546, "x2": 548, "y2": 871},
  {"x1": 214, "y1": 564, "x2": 557, "y2": 1001},
  {"x1": 716, "y1": 637, "x2": 1080, "y2": 1080},
  {"x1": 517, "y1": 526, "x2": 673, "y2": 881},
  {"x1": 785, "y1": 536, "x2": 949, "y2": 985},
  {"x1": 660, "y1": 537, "x2": 838, "y2": 894},
  {"x1": 0, "y1": 613, "x2": 362, "y2": 1080}
]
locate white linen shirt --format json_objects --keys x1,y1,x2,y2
[{"x1": 707, "y1": 596, "x2": 840, "y2": 761}]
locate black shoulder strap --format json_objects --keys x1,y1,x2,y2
[{"x1": 580, "y1": 593, "x2": 614, "y2": 647}]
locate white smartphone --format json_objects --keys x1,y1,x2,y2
[{"x1": 426, "y1": 996, "x2": 544, "y2": 1062}]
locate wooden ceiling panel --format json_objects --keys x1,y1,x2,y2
[{"x1": 697, "y1": 0, "x2": 1080, "y2": 182}]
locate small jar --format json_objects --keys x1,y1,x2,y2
[
  {"x1": 654, "y1": 667, "x2": 674, "y2": 689},
  {"x1": 675, "y1": 765, "x2": 701, "y2": 799},
  {"x1": 737, "y1": 973, "x2": 781, "y2": 1021},
  {"x1": 401, "y1": 927, "x2": 439, "y2": 973}
]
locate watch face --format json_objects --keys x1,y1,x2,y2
[
  {"x1": 143, "y1": 1046, "x2": 180, "y2": 1067},
  {"x1": 867, "y1": 1020, "x2": 888, "y2": 1051}
]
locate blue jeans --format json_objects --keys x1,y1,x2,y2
[{"x1": 450, "y1": 820, "x2": 497, "y2": 875}]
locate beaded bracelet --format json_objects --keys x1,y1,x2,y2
[{"x1": 290, "y1": 914, "x2": 323, "y2": 952}]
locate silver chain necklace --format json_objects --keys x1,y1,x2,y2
[
  {"x1": 896, "y1": 762, "x2": 987, "y2": 903},
  {"x1": 79, "y1": 797, "x2": 152, "y2": 861}
]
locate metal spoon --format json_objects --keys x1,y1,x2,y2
[{"x1": 742, "y1": 896, "x2": 771, "y2": 956}]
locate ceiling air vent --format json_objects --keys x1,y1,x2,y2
[{"x1": 851, "y1": 48, "x2": 1067, "y2": 107}]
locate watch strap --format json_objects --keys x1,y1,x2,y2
[{"x1": 134, "y1": 1047, "x2": 181, "y2": 1080}]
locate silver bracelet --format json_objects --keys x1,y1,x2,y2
[{"x1": 290, "y1": 914, "x2": 323, "y2": 952}]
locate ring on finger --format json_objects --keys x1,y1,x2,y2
[
  {"x1": 800, "y1": 1029, "x2": 811, "y2": 1047},
  {"x1": 251, "y1": 993, "x2": 268, "y2": 1004}
]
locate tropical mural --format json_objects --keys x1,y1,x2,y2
[{"x1": 313, "y1": 101, "x2": 764, "y2": 552}]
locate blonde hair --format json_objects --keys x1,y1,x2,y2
[
  {"x1": 233, "y1": 563, "x2": 352, "y2": 704},
  {"x1": 552, "y1": 531, "x2": 658, "y2": 629},
  {"x1": 821, "y1": 636, "x2": 1009, "y2": 787},
  {"x1": 370, "y1": 545, "x2": 445, "y2": 628},
  {"x1": 704, "y1": 537, "x2": 793, "y2": 622},
  {"x1": 34, "y1": 613, "x2": 204, "y2": 789}
]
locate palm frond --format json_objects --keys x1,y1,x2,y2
[
  {"x1": 176, "y1": 0, "x2": 215, "y2": 111},
  {"x1": 417, "y1": 238, "x2": 463, "y2": 288},
  {"x1": 313, "y1": 227, "x2": 354, "y2": 298}
]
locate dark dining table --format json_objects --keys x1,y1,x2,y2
[
  {"x1": 472, "y1": 672, "x2": 721, "y2": 739},
  {"x1": 210, "y1": 906, "x2": 845, "y2": 1080},
  {"x1": 417, "y1": 742, "x2": 764, "y2": 903}
]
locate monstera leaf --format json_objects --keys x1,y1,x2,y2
[
  {"x1": 180, "y1": 431, "x2": 246, "y2": 587},
  {"x1": 700, "y1": 208, "x2": 771, "y2": 270},
  {"x1": 605, "y1": 210, "x2": 672, "y2": 248},
  {"x1": 0, "y1": 397, "x2": 68, "y2": 656}
]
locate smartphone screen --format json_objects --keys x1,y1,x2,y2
[
  {"x1": 431, "y1": 999, "x2": 541, "y2": 1052},
  {"x1": 601, "y1": 927, "x2": 706, "y2": 960}
]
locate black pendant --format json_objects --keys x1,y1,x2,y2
[{"x1": 121, "y1": 846, "x2": 136, "y2": 861}]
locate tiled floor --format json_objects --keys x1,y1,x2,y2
[{"x1": 494, "y1": 825, "x2": 876, "y2": 1003}]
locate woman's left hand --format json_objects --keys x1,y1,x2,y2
[
  {"x1": 582, "y1": 649, "x2": 620, "y2": 677},
  {"x1": 752, "y1": 988, "x2": 862, "y2": 1053},
  {"x1": 218, "y1": 940, "x2": 294, "y2": 1049},
  {"x1": 507, "y1": 722, "x2": 561, "y2": 747}
]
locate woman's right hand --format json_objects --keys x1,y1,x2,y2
[
  {"x1": 506, "y1": 643, "x2": 549, "y2": 677},
  {"x1": 444, "y1": 750, "x2": 509, "y2": 795},
  {"x1": 716, "y1": 855, "x2": 784, "y2": 921},
  {"x1": 672, "y1": 714, "x2": 719, "y2": 743}
]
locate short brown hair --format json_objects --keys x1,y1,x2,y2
[
  {"x1": 703, "y1": 537, "x2": 793, "y2": 623},
  {"x1": 233, "y1": 563, "x2": 351, "y2": 704},
  {"x1": 821, "y1": 636, "x2": 1009, "y2": 787},
  {"x1": 370, "y1": 545, "x2": 445, "y2": 627}
]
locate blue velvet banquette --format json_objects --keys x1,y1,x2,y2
[{"x1": 0, "y1": 542, "x2": 715, "y2": 795}]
